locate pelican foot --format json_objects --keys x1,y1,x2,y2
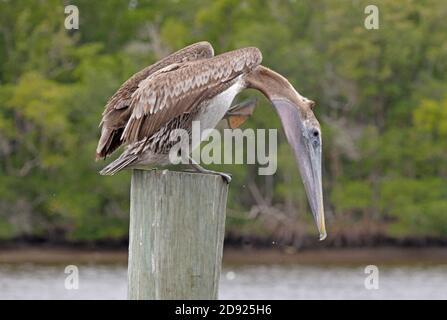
[
  {"x1": 215, "y1": 171, "x2": 232, "y2": 184},
  {"x1": 187, "y1": 157, "x2": 232, "y2": 184},
  {"x1": 191, "y1": 167, "x2": 232, "y2": 184},
  {"x1": 196, "y1": 170, "x2": 232, "y2": 183}
]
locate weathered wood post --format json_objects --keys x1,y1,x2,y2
[{"x1": 127, "y1": 169, "x2": 229, "y2": 299}]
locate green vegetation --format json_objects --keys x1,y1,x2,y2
[{"x1": 0, "y1": 0, "x2": 446, "y2": 243}]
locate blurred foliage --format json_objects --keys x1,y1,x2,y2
[{"x1": 0, "y1": 0, "x2": 446, "y2": 243}]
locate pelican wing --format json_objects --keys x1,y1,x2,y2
[
  {"x1": 121, "y1": 47, "x2": 262, "y2": 144},
  {"x1": 96, "y1": 41, "x2": 215, "y2": 159}
]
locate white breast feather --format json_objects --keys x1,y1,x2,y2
[{"x1": 196, "y1": 77, "x2": 244, "y2": 135}]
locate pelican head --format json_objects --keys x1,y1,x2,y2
[{"x1": 246, "y1": 66, "x2": 326, "y2": 240}]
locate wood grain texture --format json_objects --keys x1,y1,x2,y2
[{"x1": 128, "y1": 169, "x2": 229, "y2": 300}]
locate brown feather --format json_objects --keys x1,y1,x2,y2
[
  {"x1": 96, "y1": 41, "x2": 215, "y2": 159},
  {"x1": 121, "y1": 47, "x2": 262, "y2": 144}
]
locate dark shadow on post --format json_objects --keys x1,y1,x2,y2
[{"x1": 128, "y1": 169, "x2": 229, "y2": 299}]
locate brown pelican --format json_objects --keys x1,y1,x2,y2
[{"x1": 96, "y1": 42, "x2": 326, "y2": 240}]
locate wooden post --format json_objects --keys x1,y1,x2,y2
[{"x1": 127, "y1": 169, "x2": 229, "y2": 300}]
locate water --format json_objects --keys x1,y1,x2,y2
[{"x1": 1, "y1": 260, "x2": 446, "y2": 299}]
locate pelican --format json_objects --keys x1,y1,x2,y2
[{"x1": 96, "y1": 42, "x2": 326, "y2": 240}]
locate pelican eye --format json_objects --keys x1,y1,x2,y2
[{"x1": 310, "y1": 129, "x2": 320, "y2": 148}]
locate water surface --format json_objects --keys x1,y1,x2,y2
[{"x1": 0, "y1": 248, "x2": 446, "y2": 299}]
